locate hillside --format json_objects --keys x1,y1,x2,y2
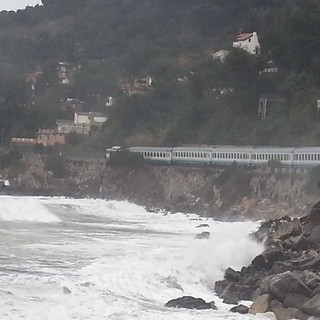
[{"x1": 0, "y1": 0, "x2": 320, "y2": 151}]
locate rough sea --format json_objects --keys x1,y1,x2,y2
[{"x1": 0, "y1": 196, "x2": 275, "y2": 320}]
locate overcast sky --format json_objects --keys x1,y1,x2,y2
[{"x1": 0, "y1": 0, "x2": 42, "y2": 11}]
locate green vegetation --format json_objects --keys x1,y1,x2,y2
[{"x1": 0, "y1": 0, "x2": 320, "y2": 150}]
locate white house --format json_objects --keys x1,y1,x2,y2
[
  {"x1": 233, "y1": 32, "x2": 261, "y2": 55},
  {"x1": 74, "y1": 112, "x2": 108, "y2": 126}
]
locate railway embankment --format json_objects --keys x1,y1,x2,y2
[{"x1": 3, "y1": 153, "x2": 319, "y2": 220}]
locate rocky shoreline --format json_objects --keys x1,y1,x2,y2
[{"x1": 168, "y1": 201, "x2": 320, "y2": 319}]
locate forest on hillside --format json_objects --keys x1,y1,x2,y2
[{"x1": 0, "y1": 0, "x2": 320, "y2": 149}]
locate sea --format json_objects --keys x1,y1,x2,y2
[{"x1": 0, "y1": 196, "x2": 275, "y2": 320}]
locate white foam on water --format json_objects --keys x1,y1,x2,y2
[
  {"x1": 0, "y1": 196, "x2": 61, "y2": 222},
  {"x1": 0, "y1": 197, "x2": 271, "y2": 320}
]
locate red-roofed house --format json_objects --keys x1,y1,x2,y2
[{"x1": 233, "y1": 32, "x2": 261, "y2": 55}]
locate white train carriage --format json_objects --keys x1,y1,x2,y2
[
  {"x1": 172, "y1": 146, "x2": 213, "y2": 165},
  {"x1": 212, "y1": 146, "x2": 253, "y2": 166},
  {"x1": 129, "y1": 147, "x2": 173, "y2": 163},
  {"x1": 251, "y1": 147, "x2": 294, "y2": 166},
  {"x1": 292, "y1": 147, "x2": 320, "y2": 167}
]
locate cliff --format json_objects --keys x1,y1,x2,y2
[{"x1": 4, "y1": 154, "x2": 318, "y2": 220}]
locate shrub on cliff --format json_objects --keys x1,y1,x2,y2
[
  {"x1": 45, "y1": 153, "x2": 69, "y2": 179},
  {"x1": 0, "y1": 150, "x2": 22, "y2": 169}
]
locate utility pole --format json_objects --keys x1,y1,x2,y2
[{"x1": 0, "y1": 128, "x2": 4, "y2": 149}]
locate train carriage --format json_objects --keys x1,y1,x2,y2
[
  {"x1": 129, "y1": 147, "x2": 173, "y2": 163},
  {"x1": 172, "y1": 146, "x2": 213, "y2": 165},
  {"x1": 212, "y1": 146, "x2": 253, "y2": 166},
  {"x1": 251, "y1": 147, "x2": 294, "y2": 166},
  {"x1": 292, "y1": 147, "x2": 320, "y2": 167}
]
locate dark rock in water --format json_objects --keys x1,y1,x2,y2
[
  {"x1": 230, "y1": 304, "x2": 249, "y2": 314},
  {"x1": 63, "y1": 286, "x2": 72, "y2": 294},
  {"x1": 224, "y1": 267, "x2": 241, "y2": 282},
  {"x1": 302, "y1": 293, "x2": 320, "y2": 317},
  {"x1": 223, "y1": 293, "x2": 239, "y2": 305},
  {"x1": 196, "y1": 223, "x2": 210, "y2": 228},
  {"x1": 214, "y1": 280, "x2": 229, "y2": 296},
  {"x1": 165, "y1": 296, "x2": 217, "y2": 310},
  {"x1": 195, "y1": 231, "x2": 210, "y2": 239}
]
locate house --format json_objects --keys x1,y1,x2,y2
[
  {"x1": 233, "y1": 32, "x2": 261, "y2": 55},
  {"x1": 260, "y1": 60, "x2": 278, "y2": 74},
  {"x1": 56, "y1": 119, "x2": 90, "y2": 135},
  {"x1": 37, "y1": 129, "x2": 66, "y2": 146},
  {"x1": 74, "y1": 112, "x2": 108, "y2": 126},
  {"x1": 211, "y1": 50, "x2": 229, "y2": 63},
  {"x1": 120, "y1": 76, "x2": 153, "y2": 96},
  {"x1": 57, "y1": 61, "x2": 72, "y2": 85}
]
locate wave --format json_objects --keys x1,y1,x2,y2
[{"x1": 0, "y1": 196, "x2": 61, "y2": 223}]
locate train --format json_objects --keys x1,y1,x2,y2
[{"x1": 105, "y1": 145, "x2": 320, "y2": 168}]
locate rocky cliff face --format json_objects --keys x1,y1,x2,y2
[{"x1": 4, "y1": 154, "x2": 318, "y2": 220}]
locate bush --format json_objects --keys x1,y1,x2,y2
[
  {"x1": 0, "y1": 150, "x2": 22, "y2": 169},
  {"x1": 45, "y1": 153, "x2": 69, "y2": 178}
]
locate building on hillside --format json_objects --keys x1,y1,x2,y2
[
  {"x1": 56, "y1": 119, "x2": 90, "y2": 135},
  {"x1": 61, "y1": 98, "x2": 84, "y2": 112},
  {"x1": 120, "y1": 76, "x2": 153, "y2": 96},
  {"x1": 57, "y1": 61, "x2": 76, "y2": 85},
  {"x1": 37, "y1": 129, "x2": 66, "y2": 146},
  {"x1": 259, "y1": 60, "x2": 278, "y2": 74},
  {"x1": 74, "y1": 112, "x2": 108, "y2": 126},
  {"x1": 11, "y1": 138, "x2": 37, "y2": 152},
  {"x1": 211, "y1": 49, "x2": 229, "y2": 63},
  {"x1": 233, "y1": 32, "x2": 261, "y2": 55},
  {"x1": 106, "y1": 96, "x2": 114, "y2": 107},
  {"x1": 26, "y1": 69, "x2": 43, "y2": 91}
]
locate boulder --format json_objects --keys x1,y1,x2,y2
[
  {"x1": 195, "y1": 231, "x2": 210, "y2": 239},
  {"x1": 196, "y1": 224, "x2": 209, "y2": 228},
  {"x1": 283, "y1": 293, "x2": 309, "y2": 310},
  {"x1": 269, "y1": 271, "x2": 312, "y2": 301},
  {"x1": 165, "y1": 296, "x2": 217, "y2": 310},
  {"x1": 230, "y1": 304, "x2": 249, "y2": 314},
  {"x1": 272, "y1": 218, "x2": 302, "y2": 241},
  {"x1": 223, "y1": 293, "x2": 239, "y2": 305},
  {"x1": 214, "y1": 279, "x2": 228, "y2": 296},
  {"x1": 306, "y1": 225, "x2": 320, "y2": 247},
  {"x1": 302, "y1": 293, "x2": 320, "y2": 317},
  {"x1": 249, "y1": 294, "x2": 270, "y2": 314},
  {"x1": 273, "y1": 307, "x2": 309, "y2": 320},
  {"x1": 224, "y1": 267, "x2": 241, "y2": 282}
]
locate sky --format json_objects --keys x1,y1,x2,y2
[{"x1": 0, "y1": 0, "x2": 42, "y2": 11}]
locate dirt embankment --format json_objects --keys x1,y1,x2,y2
[{"x1": 4, "y1": 154, "x2": 318, "y2": 220}]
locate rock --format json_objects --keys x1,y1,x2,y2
[
  {"x1": 252, "y1": 246, "x2": 287, "y2": 271},
  {"x1": 283, "y1": 293, "x2": 309, "y2": 310},
  {"x1": 270, "y1": 249, "x2": 320, "y2": 274},
  {"x1": 63, "y1": 286, "x2": 72, "y2": 294},
  {"x1": 272, "y1": 218, "x2": 302, "y2": 241},
  {"x1": 165, "y1": 296, "x2": 217, "y2": 310},
  {"x1": 309, "y1": 201, "x2": 320, "y2": 225},
  {"x1": 273, "y1": 307, "x2": 309, "y2": 320},
  {"x1": 249, "y1": 294, "x2": 270, "y2": 314},
  {"x1": 214, "y1": 280, "x2": 228, "y2": 296},
  {"x1": 306, "y1": 225, "x2": 320, "y2": 247},
  {"x1": 224, "y1": 267, "x2": 241, "y2": 282},
  {"x1": 230, "y1": 304, "x2": 249, "y2": 314},
  {"x1": 302, "y1": 293, "x2": 320, "y2": 317},
  {"x1": 195, "y1": 223, "x2": 209, "y2": 228},
  {"x1": 269, "y1": 271, "x2": 312, "y2": 301},
  {"x1": 195, "y1": 231, "x2": 210, "y2": 239},
  {"x1": 223, "y1": 293, "x2": 239, "y2": 305}
]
